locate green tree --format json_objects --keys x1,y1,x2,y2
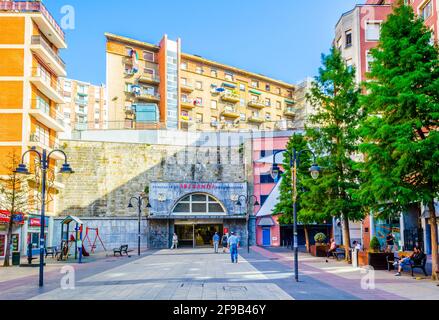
[
  {"x1": 358, "y1": 1, "x2": 439, "y2": 279},
  {"x1": 0, "y1": 153, "x2": 29, "y2": 267},
  {"x1": 305, "y1": 46, "x2": 365, "y2": 261},
  {"x1": 273, "y1": 133, "x2": 326, "y2": 251}
]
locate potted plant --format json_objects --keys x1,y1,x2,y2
[
  {"x1": 358, "y1": 236, "x2": 393, "y2": 269},
  {"x1": 310, "y1": 233, "x2": 329, "y2": 257}
]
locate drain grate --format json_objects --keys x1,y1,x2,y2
[{"x1": 223, "y1": 286, "x2": 248, "y2": 292}]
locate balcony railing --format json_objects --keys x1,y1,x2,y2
[
  {"x1": 31, "y1": 67, "x2": 63, "y2": 95},
  {"x1": 31, "y1": 99, "x2": 65, "y2": 127},
  {"x1": 248, "y1": 100, "x2": 266, "y2": 109},
  {"x1": 138, "y1": 73, "x2": 160, "y2": 84},
  {"x1": 221, "y1": 92, "x2": 240, "y2": 103},
  {"x1": 0, "y1": 1, "x2": 65, "y2": 41},
  {"x1": 31, "y1": 36, "x2": 66, "y2": 70},
  {"x1": 284, "y1": 107, "x2": 295, "y2": 117},
  {"x1": 29, "y1": 133, "x2": 60, "y2": 150}
]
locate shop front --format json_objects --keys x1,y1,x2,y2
[
  {"x1": 0, "y1": 210, "x2": 25, "y2": 257},
  {"x1": 147, "y1": 182, "x2": 248, "y2": 249},
  {"x1": 26, "y1": 214, "x2": 50, "y2": 256}
]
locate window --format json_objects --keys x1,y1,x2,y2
[
  {"x1": 366, "y1": 51, "x2": 374, "y2": 72},
  {"x1": 276, "y1": 87, "x2": 281, "y2": 95},
  {"x1": 421, "y1": 1, "x2": 433, "y2": 20},
  {"x1": 260, "y1": 174, "x2": 276, "y2": 184},
  {"x1": 265, "y1": 84, "x2": 270, "y2": 92},
  {"x1": 260, "y1": 195, "x2": 269, "y2": 206},
  {"x1": 336, "y1": 36, "x2": 342, "y2": 49},
  {"x1": 181, "y1": 62, "x2": 188, "y2": 70},
  {"x1": 240, "y1": 98, "x2": 246, "y2": 106},
  {"x1": 265, "y1": 98, "x2": 271, "y2": 107},
  {"x1": 144, "y1": 68, "x2": 154, "y2": 75},
  {"x1": 211, "y1": 69, "x2": 218, "y2": 77},
  {"x1": 126, "y1": 47, "x2": 133, "y2": 56},
  {"x1": 172, "y1": 193, "x2": 225, "y2": 214},
  {"x1": 276, "y1": 101, "x2": 282, "y2": 109},
  {"x1": 265, "y1": 112, "x2": 271, "y2": 120},
  {"x1": 194, "y1": 97, "x2": 203, "y2": 106},
  {"x1": 195, "y1": 81, "x2": 203, "y2": 90},
  {"x1": 287, "y1": 90, "x2": 293, "y2": 98},
  {"x1": 345, "y1": 30, "x2": 352, "y2": 47},
  {"x1": 211, "y1": 100, "x2": 217, "y2": 109},
  {"x1": 196, "y1": 65, "x2": 203, "y2": 74},
  {"x1": 181, "y1": 77, "x2": 188, "y2": 85},
  {"x1": 250, "y1": 94, "x2": 259, "y2": 102},
  {"x1": 346, "y1": 58, "x2": 353, "y2": 67},
  {"x1": 143, "y1": 50, "x2": 154, "y2": 62},
  {"x1": 365, "y1": 22, "x2": 381, "y2": 41},
  {"x1": 181, "y1": 94, "x2": 189, "y2": 102},
  {"x1": 196, "y1": 113, "x2": 203, "y2": 123},
  {"x1": 251, "y1": 80, "x2": 259, "y2": 88},
  {"x1": 224, "y1": 72, "x2": 234, "y2": 81},
  {"x1": 239, "y1": 83, "x2": 246, "y2": 91},
  {"x1": 240, "y1": 113, "x2": 246, "y2": 121},
  {"x1": 63, "y1": 81, "x2": 71, "y2": 92}
]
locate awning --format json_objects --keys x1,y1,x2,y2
[
  {"x1": 285, "y1": 99, "x2": 295, "y2": 104},
  {"x1": 148, "y1": 215, "x2": 247, "y2": 220},
  {"x1": 61, "y1": 215, "x2": 84, "y2": 225},
  {"x1": 256, "y1": 177, "x2": 282, "y2": 217},
  {"x1": 258, "y1": 216, "x2": 275, "y2": 227},
  {"x1": 249, "y1": 89, "x2": 262, "y2": 95},
  {"x1": 222, "y1": 82, "x2": 236, "y2": 89},
  {"x1": 0, "y1": 210, "x2": 25, "y2": 225},
  {"x1": 255, "y1": 151, "x2": 285, "y2": 164}
]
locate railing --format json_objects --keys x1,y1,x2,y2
[
  {"x1": 32, "y1": 98, "x2": 50, "y2": 115},
  {"x1": 222, "y1": 93, "x2": 240, "y2": 100},
  {"x1": 31, "y1": 66, "x2": 63, "y2": 95},
  {"x1": 29, "y1": 133, "x2": 60, "y2": 149},
  {"x1": 75, "y1": 98, "x2": 88, "y2": 106},
  {"x1": 0, "y1": 1, "x2": 65, "y2": 41},
  {"x1": 138, "y1": 73, "x2": 160, "y2": 83},
  {"x1": 31, "y1": 36, "x2": 66, "y2": 69}
]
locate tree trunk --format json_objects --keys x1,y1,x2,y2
[
  {"x1": 304, "y1": 225, "x2": 310, "y2": 253},
  {"x1": 428, "y1": 200, "x2": 438, "y2": 281},
  {"x1": 341, "y1": 214, "x2": 351, "y2": 262},
  {"x1": 3, "y1": 218, "x2": 14, "y2": 267}
]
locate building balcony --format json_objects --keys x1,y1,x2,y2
[
  {"x1": 181, "y1": 99, "x2": 195, "y2": 110},
  {"x1": 221, "y1": 107, "x2": 240, "y2": 119},
  {"x1": 248, "y1": 115, "x2": 265, "y2": 123},
  {"x1": 30, "y1": 67, "x2": 64, "y2": 104},
  {"x1": 29, "y1": 106, "x2": 65, "y2": 133},
  {"x1": 284, "y1": 107, "x2": 296, "y2": 117},
  {"x1": 74, "y1": 123, "x2": 88, "y2": 131},
  {"x1": 181, "y1": 83, "x2": 194, "y2": 93},
  {"x1": 135, "y1": 92, "x2": 160, "y2": 102},
  {"x1": 28, "y1": 134, "x2": 64, "y2": 160},
  {"x1": 221, "y1": 93, "x2": 240, "y2": 103},
  {"x1": 30, "y1": 36, "x2": 66, "y2": 76},
  {"x1": 75, "y1": 98, "x2": 88, "y2": 106},
  {"x1": 0, "y1": 1, "x2": 66, "y2": 48},
  {"x1": 138, "y1": 73, "x2": 160, "y2": 85},
  {"x1": 248, "y1": 100, "x2": 266, "y2": 109}
]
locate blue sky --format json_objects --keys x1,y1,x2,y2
[{"x1": 45, "y1": 0, "x2": 360, "y2": 85}]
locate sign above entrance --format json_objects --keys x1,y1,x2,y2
[{"x1": 149, "y1": 182, "x2": 247, "y2": 217}]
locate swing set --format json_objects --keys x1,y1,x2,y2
[{"x1": 83, "y1": 227, "x2": 107, "y2": 253}]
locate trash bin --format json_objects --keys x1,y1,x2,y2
[
  {"x1": 12, "y1": 252, "x2": 21, "y2": 266},
  {"x1": 352, "y1": 249, "x2": 358, "y2": 268}
]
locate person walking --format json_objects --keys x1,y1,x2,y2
[
  {"x1": 213, "y1": 232, "x2": 220, "y2": 253},
  {"x1": 171, "y1": 233, "x2": 179, "y2": 250},
  {"x1": 227, "y1": 231, "x2": 240, "y2": 263},
  {"x1": 386, "y1": 232, "x2": 395, "y2": 253},
  {"x1": 221, "y1": 233, "x2": 229, "y2": 253}
]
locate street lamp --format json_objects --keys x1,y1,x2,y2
[
  {"x1": 128, "y1": 192, "x2": 151, "y2": 256},
  {"x1": 271, "y1": 149, "x2": 321, "y2": 282},
  {"x1": 15, "y1": 147, "x2": 74, "y2": 287},
  {"x1": 236, "y1": 195, "x2": 260, "y2": 254}
]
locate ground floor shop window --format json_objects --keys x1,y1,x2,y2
[
  {"x1": 0, "y1": 234, "x2": 5, "y2": 256},
  {"x1": 374, "y1": 218, "x2": 401, "y2": 251}
]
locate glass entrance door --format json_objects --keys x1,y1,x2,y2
[{"x1": 194, "y1": 224, "x2": 223, "y2": 247}]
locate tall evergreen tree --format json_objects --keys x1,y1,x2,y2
[
  {"x1": 305, "y1": 46, "x2": 365, "y2": 260},
  {"x1": 358, "y1": 1, "x2": 439, "y2": 279},
  {"x1": 273, "y1": 133, "x2": 326, "y2": 251}
]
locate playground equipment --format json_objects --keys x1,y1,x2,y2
[
  {"x1": 59, "y1": 216, "x2": 84, "y2": 263},
  {"x1": 83, "y1": 227, "x2": 107, "y2": 253}
]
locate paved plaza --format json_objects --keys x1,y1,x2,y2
[{"x1": 1, "y1": 247, "x2": 438, "y2": 300}]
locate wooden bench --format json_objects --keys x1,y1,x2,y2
[
  {"x1": 113, "y1": 245, "x2": 133, "y2": 257},
  {"x1": 332, "y1": 248, "x2": 346, "y2": 261}
]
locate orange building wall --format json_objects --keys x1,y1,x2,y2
[
  {"x1": 0, "y1": 114, "x2": 23, "y2": 141},
  {"x1": 0, "y1": 146, "x2": 23, "y2": 175},
  {"x1": 0, "y1": 81, "x2": 24, "y2": 108},
  {"x1": 0, "y1": 49, "x2": 24, "y2": 76},
  {"x1": 0, "y1": 17, "x2": 25, "y2": 44}
]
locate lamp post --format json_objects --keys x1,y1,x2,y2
[
  {"x1": 236, "y1": 195, "x2": 260, "y2": 254},
  {"x1": 271, "y1": 149, "x2": 320, "y2": 282},
  {"x1": 128, "y1": 193, "x2": 151, "y2": 256},
  {"x1": 15, "y1": 147, "x2": 74, "y2": 287}
]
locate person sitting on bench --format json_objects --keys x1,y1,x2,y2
[
  {"x1": 326, "y1": 238, "x2": 337, "y2": 262},
  {"x1": 394, "y1": 246, "x2": 425, "y2": 276}
]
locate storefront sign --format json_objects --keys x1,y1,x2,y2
[
  {"x1": 28, "y1": 216, "x2": 49, "y2": 228},
  {"x1": 0, "y1": 210, "x2": 25, "y2": 225}
]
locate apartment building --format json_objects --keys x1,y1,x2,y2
[
  {"x1": 335, "y1": 0, "x2": 437, "y2": 83},
  {"x1": 106, "y1": 33, "x2": 302, "y2": 132},
  {"x1": 0, "y1": 1, "x2": 67, "y2": 256},
  {"x1": 59, "y1": 78, "x2": 107, "y2": 132},
  {"x1": 335, "y1": 0, "x2": 438, "y2": 252}
]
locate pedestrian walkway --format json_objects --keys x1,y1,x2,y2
[
  {"x1": 248, "y1": 247, "x2": 439, "y2": 300},
  {"x1": 30, "y1": 248, "x2": 294, "y2": 300}
]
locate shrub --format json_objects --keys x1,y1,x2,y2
[
  {"x1": 369, "y1": 236, "x2": 381, "y2": 253},
  {"x1": 314, "y1": 233, "x2": 327, "y2": 244}
]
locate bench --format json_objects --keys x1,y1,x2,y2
[
  {"x1": 386, "y1": 251, "x2": 413, "y2": 272},
  {"x1": 45, "y1": 246, "x2": 61, "y2": 259},
  {"x1": 332, "y1": 248, "x2": 346, "y2": 261},
  {"x1": 409, "y1": 256, "x2": 428, "y2": 277},
  {"x1": 113, "y1": 245, "x2": 133, "y2": 257}
]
